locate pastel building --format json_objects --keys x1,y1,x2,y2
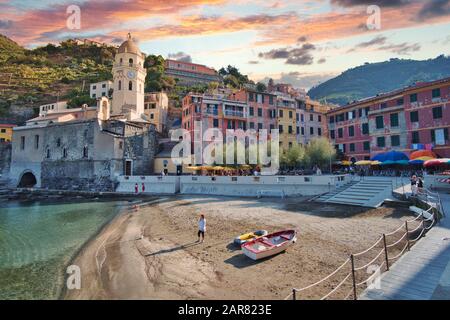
[
  {"x1": 0, "y1": 124, "x2": 16, "y2": 142},
  {"x1": 90, "y1": 80, "x2": 113, "y2": 99},
  {"x1": 326, "y1": 77, "x2": 450, "y2": 161},
  {"x1": 165, "y1": 59, "x2": 222, "y2": 86},
  {"x1": 144, "y1": 92, "x2": 169, "y2": 133}
]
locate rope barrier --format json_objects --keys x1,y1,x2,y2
[
  {"x1": 388, "y1": 242, "x2": 409, "y2": 261},
  {"x1": 320, "y1": 274, "x2": 351, "y2": 300},
  {"x1": 292, "y1": 258, "x2": 351, "y2": 293},
  {"x1": 386, "y1": 232, "x2": 407, "y2": 248},
  {"x1": 353, "y1": 236, "x2": 383, "y2": 256},
  {"x1": 354, "y1": 249, "x2": 385, "y2": 271},
  {"x1": 407, "y1": 222, "x2": 424, "y2": 234},
  {"x1": 355, "y1": 261, "x2": 386, "y2": 287},
  {"x1": 385, "y1": 223, "x2": 407, "y2": 237},
  {"x1": 409, "y1": 227, "x2": 426, "y2": 242}
]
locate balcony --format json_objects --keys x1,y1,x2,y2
[
  {"x1": 224, "y1": 110, "x2": 245, "y2": 118},
  {"x1": 205, "y1": 109, "x2": 219, "y2": 116}
]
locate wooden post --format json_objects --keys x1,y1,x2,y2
[
  {"x1": 383, "y1": 234, "x2": 389, "y2": 271},
  {"x1": 405, "y1": 221, "x2": 410, "y2": 251},
  {"x1": 350, "y1": 254, "x2": 357, "y2": 300},
  {"x1": 292, "y1": 289, "x2": 296, "y2": 301}
]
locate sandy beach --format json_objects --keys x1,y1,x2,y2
[{"x1": 64, "y1": 196, "x2": 414, "y2": 300}]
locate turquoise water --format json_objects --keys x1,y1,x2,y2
[{"x1": 0, "y1": 200, "x2": 123, "y2": 300}]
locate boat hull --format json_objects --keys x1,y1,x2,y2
[{"x1": 241, "y1": 230, "x2": 297, "y2": 260}]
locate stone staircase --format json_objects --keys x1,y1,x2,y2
[
  {"x1": 316, "y1": 178, "x2": 395, "y2": 208},
  {"x1": 315, "y1": 180, "x2": 360, "y2": 202}
]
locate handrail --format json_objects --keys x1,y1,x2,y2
[{"x1": 286, "y1": 206, "x2": 436, "y2": 300}]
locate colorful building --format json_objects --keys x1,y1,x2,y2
[
  {"x1": 165, "y1": 59, "x2": 222, "y2": 86},
  {"x1": 326, "y1": 77, "x2": 450, "y2": 161},
  {"x1": 144, "y1": 92, "x2": 169, "y2": 133},
  {"x1": 0, "y1": 124, "x2": 16, "y2": 142}
]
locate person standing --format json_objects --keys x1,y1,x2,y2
[
  {"x1": 134, "y1": 183, "x2": 139, "y2": 194},
  {"x1": 141, "y1": 183, "x2": 145, "y2": 193},
  {"x1": 197, "y1": 214, "x2": 206, "y2": 243},
  {"x1": 411, "y1": 175, "x2": 418, "y2": 196},
  {"x1": 417, "y1": 177, "x2": 424, "y2": 193}
]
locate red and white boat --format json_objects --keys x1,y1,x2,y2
[{"x1": 241, "y1": 230, "x2": 297, "y2": 260}]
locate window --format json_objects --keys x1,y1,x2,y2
[
  {"x1": 330, "y1": 130, "x2": 335, "y2": 139},
  {"x1": 377, "y1": 136, "x2": 385, "y2": 147},
  {"x1": 432, "y1": 106, "x2": 442, "y2": 119},
  {"x1": 349, "y1": 125, "x2": 355, "y2": 137},
  {"x1": 301, "y1": 114, "x2": 304, "y2": 122},
  {"x1": 318, "y1": 115, "x2": 322, "y2": 122},
  {"x1": 102, "y1": 92, "x2": 106, "y2": 97},
  {"x1": 288, "y1": 142, "x2": 293, "y2": 149},
  {"x1": 296, "y1": 113, "x2": 299, "y2": 121},
  {"x1": 318, "y1": 128, "x2": 322, "y2": 136},
  {"x1": 279, "y1": 125, "x2": 284, "y2": 133},
  {"x1": 129, "y1": 58, "x2": 133, "y2": 66},
  {"x1": 350, "y1": 143, "x2": 355, "y2": 152},
  {"x1": 20, "y1": 136, "x2": 25, "y2": 150},
  {"x1": 34, "y1": 135, "x2": 39, "y2": 149},
  {"x1": 431, "y1": 128, "x2": 449, "y2": 145},
  {"x1": 412, "y1": 131, "x2": 420, "y2": 144},
  {"x1": 432, "y1": 88, "x2": 441, "y2": 98},
  {"x1": 150, "y1": 114, "x2": 154, "y2": 119},
  {"x1": 329, "y1": 116, "x2": 335, "y2": 123},
  {"x1": 390, "y1": 113, "x2": 399, "y2": 127},
  {"x1": 376, "y1": 116, "x2": 384, "y2": 129},
  {"x1": 397, "y1": 98, "x2": 404, "y2": 106},
  {"x1": 310, "y1": 114, "x2": 314, "y2": 121},
  {"x1": 362, "y1": 123, "x2": 369, "y2": 135},
  {"x1": 1, "y1": 129, "x2": 5, "y2": 133},
  {"x1": 258, "y1": 108, "x2": 263, "y2": 117},
  {"x1": 410, "y1": 111, "x2": 419, "y2": 122},
  {"x1": 258, "y1": 123, "x2": 263, "y2": 130},
  {"x1": 380, "y1": 102, "x2": 387, "y2": 109},
  {"x1": 46, "y1": 149, "x2": 51, "y2": 159},
  {"x1": 92, "y1": 85, "x2": 96, "y2": 90},
  {"x1": 410, "y1": 93, "x2": 417, "y2": 103},
  {"x1": 301, "y1": 127, "x2": 305, "y2": 135},
  {"x1": 213, "y1": 119, "x2": 219, "y2": 128},
  {"x1": 249, "y1": 122, "x2": 254, "y2": 129},
  {"x1": 92, "y1": 93, "x2": 96, "y2": 98},
  {"x1": 310, "y1": 127, "x2": 314, "y2": 135},
  {"x1": 249, "y1": 107, "x2": 254, "y2": 116},
  {"x1": 269, "y1": 96, "x2": 274, "y2": 105},
  {"x1": 358, "y1": 109, "x2": 363, "y2": 117},
  {"x1": 102, "y1": 83, "x2": 106, "y2": 88},
  {"x1": 63, "y1": 147, "x2": 68, "y2": 158},
  {"x1": 338, "y1": 128, "x2": 343, "y2": 138},
  {"x1": 83, "y1": 146, "x2": 88, "y2": 158},
  {"x1": 249, "y1": 93, "x2": 254, "y2": 101},
  {"x1": 363, "y1": 141, "x2": 370, "y2": 151},
  {"x1": 391, "y1": 135, "x2": 400, "y2": 147},
  {"x1": 289, "y1": 111, "x2": 293, "y2": 119},
  {"x1": 118, "y1": 80, "x2": 122, "y2": 91},
  {"x1": 270, "y1": 124, "x2": 275, "y2": 130},
  {"x1": 279, "y1": 110, "x2": 284, "y2": 117},
  {"x1": 129, "y1": 81, "x2": 133, "y2": 91},
  {"x1": 297, "y1": 127, "x2": 300, "y2": 134},
  {"x1": 119, "y1": 141, "x2": 123, "y2": 150},
  {"x1": 288, "y1": 126, "x2": 293, "y2": 134}
]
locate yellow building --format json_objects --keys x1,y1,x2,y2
[
  {"x1": 277, "y1": 96, "x2": 297, "y2": 152},
  {"x1": 144, "y1": 92, "x2": 169, "y2": 133},
  {"x1": 0, "y1": 124, "x2": 15, "y2": 142}
]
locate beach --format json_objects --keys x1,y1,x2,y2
[{"x1": 64, "y1": 196, "x2": 414, "y2": 300}]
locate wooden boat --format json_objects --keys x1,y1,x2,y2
[
  {"x1": 241, "y1": 230, "x2": 297, "y2": 260},
  {"x1": 234, "y1": 230, "x2": 268, "y2": 246}
]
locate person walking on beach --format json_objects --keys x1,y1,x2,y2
[
  {"x1": 410, "y1": 175, "x2": 418, "y2": 196},
  {"x1": 197, "y1": 214, "x2": 206, "y2": 243}
]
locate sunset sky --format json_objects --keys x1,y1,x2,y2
[{"x1": 1, "y1": 0, "x2": 449, "y2": 89}]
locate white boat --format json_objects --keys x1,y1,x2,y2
[{"x1": 241, "y1": 230, "x2": 297, "y2": 260}]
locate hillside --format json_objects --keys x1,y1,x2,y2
[
  {"x1": 308, "y1": 56, "x2": 450, "y2": 106},
  {"x1": 0, "y1": 35, "x2": 118, "y2": 122}
]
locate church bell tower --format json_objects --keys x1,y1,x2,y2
[{"x1": 111, "y1": 33, "x2": 147, "y2": 120}]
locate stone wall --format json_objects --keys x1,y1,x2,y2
[
  {"x1": 123, "y1": 125, "x2": 157, "y2": 176},
  {"x1": 0, "y1": 142, "x2": 11, "y2": 178},
  {"x1": 41, "y1": 160, "x2": 115, "y2": 191}
]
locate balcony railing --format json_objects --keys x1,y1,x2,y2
[
  {"x1": 224, "y1": 110, "x2": 245, "y2": 117},
  {"x1": 205, "y1": 109, "x2": 219, "y2": 116}
]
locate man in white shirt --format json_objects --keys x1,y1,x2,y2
[{"x1": 197, "y1": 214, "x2": 206, "y2": 243}]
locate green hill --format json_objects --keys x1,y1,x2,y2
[{"x1": 308, "y1": 56, "x2": 450, "y2": 106}]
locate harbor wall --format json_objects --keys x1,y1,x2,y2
[{"x1": 115, "y1": 174, "x2": 349, "y2": 196}]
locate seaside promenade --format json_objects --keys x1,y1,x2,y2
[{"x1": 362, "y1": 193, "x2": 450, "y2": 300}]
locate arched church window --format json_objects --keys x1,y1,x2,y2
[
  {"x1": 129, "y1": 81, "x2": 133, "y2": 91},
  {"x1": 46, "y1": 149, "x2": 51, "y2": 159},
  {"x1": 120, "y1": 58, "x2": 123, "y2": 65},
  {"x1": 118, "y1": 80, "x2": 122, "y2": 90},
  {"x1": 129, "y1": 58, "x2": 133, "y2": 66},
  {"x1": 83, "y1": 146, "x2": 88, "y2": 158}
]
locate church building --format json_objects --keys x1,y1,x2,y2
[{"x1": 8, "y1": 35, "x2": 158, "y2": 191}]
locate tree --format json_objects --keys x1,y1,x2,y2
[
  {"x1": 219, "y1": 65, "x2": 254, "y2": 89},
  {"x1": 304, "y1": 137, "x2": 336, "y2": 169},
  {"x1": 208, "y1": 81, "x2": 219, "y2": 93},
  {"x1": 281, "y1": 144, "x2": 305, "y2": 168},
  {"x1": 144, "y1": 54, "x2": 175, "y2": 92},
  {"x1": 256, "y1": 82, "x2": 267, "y2": 93}
]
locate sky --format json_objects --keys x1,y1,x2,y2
[{"x1": 1, "y1": 0, "x2": 449, "y2": 90}]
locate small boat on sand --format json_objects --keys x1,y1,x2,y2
[
  {"x1": 241, "y1": 230, "x2": 297, "y2": 260},
  {"x1": 234, "y1": 230, "x2": 268, "y2": 246}
]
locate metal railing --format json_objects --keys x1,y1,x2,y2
[{"x1": 285, "y1": 209, "x2": 436, "y2": 300}]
